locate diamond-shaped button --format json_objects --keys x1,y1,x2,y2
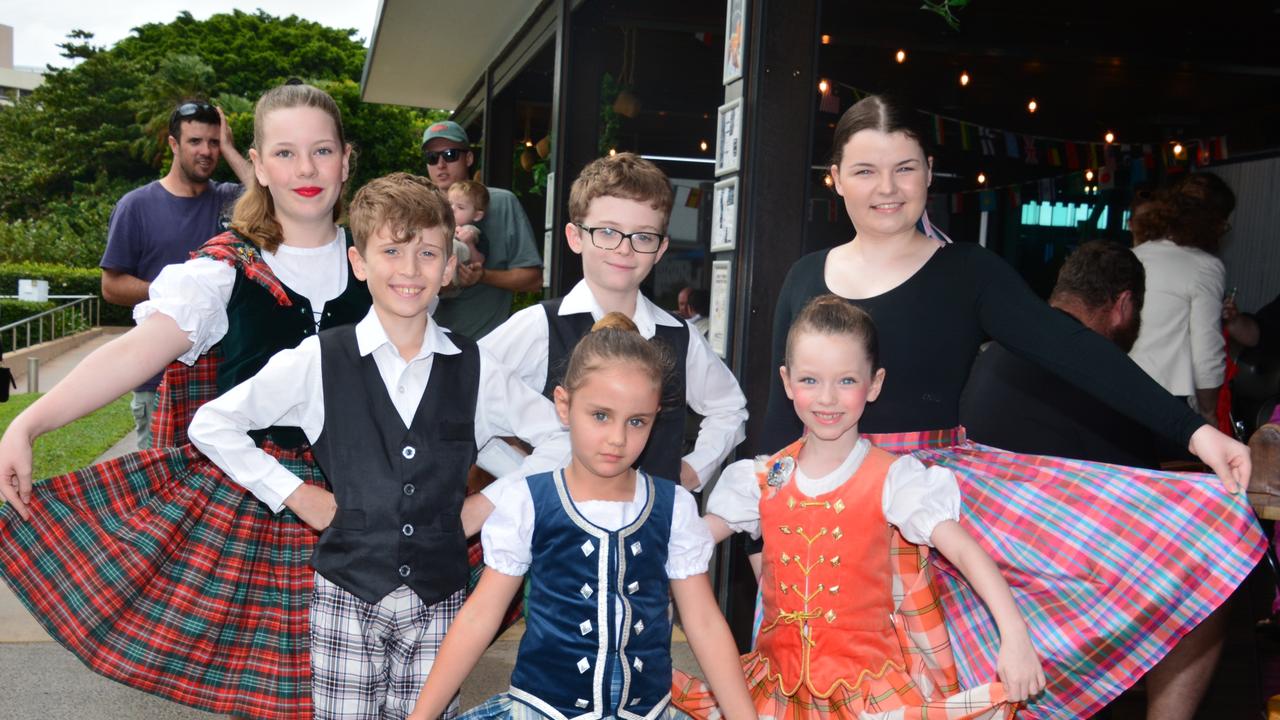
[
  {"x1": 633, "y1": 657, "x2": 643, "y2": 672},
  {"x1": 575, "y1": 699, "x2": 589, "y2": 709},
  {"x1": 627, "y1": 581, "x2": 639, "y2": 594},
  {"x1": 630, "y1": 698, "x2": 641, "y2": 706},
  {"x1": 630, "y1": 541, "x2": 642, "y2": 555},
  {"x1": 580, "y1": 583, "x2": 593, "y2": 599},
  {"x1": 633, "y1": 619, "x2": 644, "y2": 635},
  {"x1": 577, "y1": 657, "x2": 591, "y2": 674},
  {"x1": 579, "y1": 620, "x2": 592, "y2": 635},
  {"x1": 581, "y1": 540, "x2": 594, "y2": 557}
]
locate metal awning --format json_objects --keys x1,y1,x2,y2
[{"x1": 360, "y1": 0, "x2": 541, "y2": 110}]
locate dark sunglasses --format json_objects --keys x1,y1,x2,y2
[
  {"x1": 425, "y1": 148, "x2": 466, "y2": 166},
  {"x1": 176, "y1": 102, "x2": 215, "y2": 118}
]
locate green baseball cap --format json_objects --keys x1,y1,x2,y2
[{"x1": 421, "y1": 120, "x2": 470, "y2": 147}]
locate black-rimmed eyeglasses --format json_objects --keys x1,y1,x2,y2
[
  {"x1": 425, "y1": 148, "x2": 466, "y2": 166},
  {"x1": 575, "y1": 224, "x2": 666, "y2": 254}
]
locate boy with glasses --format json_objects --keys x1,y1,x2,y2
[
  {"x1": 100, "y1": 99, "x2": 253, "y2": 448},
  {"x1": 421, "y1": 121, "x2": 542, "y2": 339},
  {"x1": 478, "y1": 152, "x2": 747, "y2": 492}
]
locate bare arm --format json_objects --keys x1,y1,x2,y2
[
  {"x1": 670, "y1": 574, "x2": 756, "y2": 720},
  {"x1": 462, "y1": 493, "x2": 495, "y2": 538},
  {"x1": 217, "y1": 107, "x2": 254, "y2": 188},
  {"x1": 1194, "y1": 387, "x2": 1221, "y2": 424},
  {"x1": 0, "y1": 313, "x2": 194, "y2": 518},
  {"x1": 456, "y1": 263, "x2": 543, "y2": 293},
  {"x1": 408, "y1": 568, "x2": 525, "y2": 720},
  {"x1": 100, "y1": 269, "x2": 151, "y2": 307},
  {"x1": 931, "y1": 520, "x2": 1045, "y2": 702}
]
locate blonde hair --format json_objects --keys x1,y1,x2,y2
[
  {"x1": 230, "y1": 83, "x2": 348, "y2": 253},
  {"x1": 785, "y1": 295, "x2": 881, "y2": 371},
  {"x1": 448, "y1": 180, "x2": 490, "y2": 213},
  {"x1": 568, "y1": 153, "x2": 674, "y2": 230},
  {"x1": 348, "y1": 172, "x2": 454, "y2": 256},
  {"x1": 561, "y1": 312, "x2": 674, "y2": 395}
]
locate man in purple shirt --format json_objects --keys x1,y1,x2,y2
[{"x1": 100, "y1": 100, "x2": 252, "y2": 448}]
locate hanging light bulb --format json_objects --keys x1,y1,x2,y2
[
  {"x1": 977, "y1": 172, "x2": 987, "y2": 185},
  {"x1": 821, "y1": 34, "x2": 831, "y2": 45},
  {"x1": 823, "y1": 174, "x2": 834, "y2": 188},
  {"x1": 524, "y1": 139, "x2": 534, "y2": 148},
  {"x1": 1027, "y1": 98, "x2": 1038, "y2": 113},
  {"x1": 1085, "y1": 169, "x2": 1095, "y2": 182},
  {"x1": 608, "y1": 148, "x2": 617, "y2": 157},
  {"x1": 1104, "y1": 131, "x2": 1115, "y2": 144},
  {"x1": 895, "y1": 49, "x2": 907, "y2": 64},
  {"x1": 959, "y1": 70, "x2": 970, "y2": 87},
  {"x1": 699, "y1": 139, "x2": 709, "y2": 152},
  {"x1": 1172, "y1": 142, "x2": 1184, "y2": 157},
  {"x1": 818, "y1": 78, "x2": 830, "y2": 93}
]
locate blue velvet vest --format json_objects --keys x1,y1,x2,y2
[
  {"x1": 310, "y1": 325, "x2": 480, "y2": 604},
  {"x1": 510, "y1": 471, "x2": 674, "y2": 720},
  {"x1": 540, "y1": 300, "x2": 688, "y2": 482}
]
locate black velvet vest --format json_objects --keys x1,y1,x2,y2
[
  {"x1": 310, "y1": 325, "x2": 480, "y2": 604},
  {"x1": 540, "y1": 299, "x2": 688, "y2": 482}
]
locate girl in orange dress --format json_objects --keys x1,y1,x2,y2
[{"x1": 677, "y1": 295, "x2": 1044, "y2": 720}]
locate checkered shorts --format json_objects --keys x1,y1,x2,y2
[{"x1": 311, "y1": 573, "x2": 464, "y2": 719}]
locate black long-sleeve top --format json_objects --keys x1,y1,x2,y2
[{"x1": 760, "y1": 242, "x2": 1206, "y2": 454}]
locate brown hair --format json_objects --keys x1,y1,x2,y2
[
  {"x1": 1128, "y1": 172, "x2": 1235, "y2": 253},
  {"x1": 348, "y1": 172, "x2": 455, "y2": 256},
  {"x1": 1051, "y1": 240, "x2": 1145, "y2": 313},
  {"x1": 448, "y1": 180, "x2": 490, "y2": 213},
  {"x1": 568, "y1": 152, "x2": 675, "y2": 230},
  {"x1": 561, "y1": 312, "x2": 675, "y2": 396},
  {"x1": 230, "y1": 83, "x2": 349, "y2": 253},
  {"x1": 785, "y1": 295, "x2": 881, "y2": 371},
  {"x1": 829, "y1": 94, "x2": 932, "y2": 168}
]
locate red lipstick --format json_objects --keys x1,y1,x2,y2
[{"x1": 294, "y1": 187, "x2": 322, "y2": 197}]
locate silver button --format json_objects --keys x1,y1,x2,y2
[
  {"x1": 633, "y1": 619, "x2": 644, "y2": 635},
  {"x1": 632, "y1": 657, "x2": 643, "y2": 672},
  {"x1": 627, "y1": 581, "x2": 639, "y2": 594},
  {"x1": 576, "y1": 657, "x2": 590, "y2": 674},
  {"x1": 398, "y1": 565, "x2": 411, "y2": 577},
  {"x1": 630, "y1": 541, "x2": 642, "y2": 555},
  {"x1": 574, "y1": 699, "x2": 589, "y2": 709},
  {"x1": 579, "y1": 583, "x2": 593, "y2": 599},
  {"x1": 402, "y1": 446, "x2": 416, "y2": 459},
  {"x1": 402, "y1": 524, "x2": 414, "y2": 537},
  {"x1": 579, "y1": 620, "x2": 592, "y2": 635},
  {"x1": 403, "y1": 484, "x2": 415, "y2": 496},
  {"x1": 580, "y1": 540, "x2": 594, "y2": 557}
]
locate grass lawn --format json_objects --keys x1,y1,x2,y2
[{"x1": 0, "y1": 392, "x2": 134, "y2": 480}]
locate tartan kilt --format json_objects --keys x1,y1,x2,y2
[
  {"x1": 0, "y1": 440, "x2": 325, "y2": 719},
  {"x1": 867, "y1": 428, "x2": 1267, "y2": 720}
]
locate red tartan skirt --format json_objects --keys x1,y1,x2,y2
[{"x1": 0, "y1": 441, "x2": 323, "y2": 719}]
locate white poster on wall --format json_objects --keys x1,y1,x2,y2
[
  {"x1": 711, "y1": 177, "x2": 738, "y2": 252},
  {"x1": 715, "y1": 99, "x2": 743, "y2": 176},
  {"x1": 709, "y1": 260, "x2": 732, "y2": 358}
]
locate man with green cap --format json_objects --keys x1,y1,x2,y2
[{"x1": 422, "y1": 120, "x2": 543, "y2": 339}]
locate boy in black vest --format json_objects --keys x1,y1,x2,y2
[
  {"x1": 190, "y1": 172, "x2": 570, "y2": 719},
  {"x1": 479, "y1": 153, "x2": 747, "y2": 492}
]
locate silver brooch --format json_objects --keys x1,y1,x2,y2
[{"x1": 766, "y1": 456, "x2": 795, "y2": 488}]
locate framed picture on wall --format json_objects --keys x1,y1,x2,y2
[
  {"x1": 723, "y1": 0, "x2": 746, "y2": 84},
  {"x1": 715, "y1": 98, "x2": 743, "y2": 176},
  {"x1": 709, "y1": 260, "x2": 732, "y2": 358},
  {"x1": 710, "y1": 177, "x2": 738, "y2": 252}
]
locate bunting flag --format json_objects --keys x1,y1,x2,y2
[
  {"x1": 1099, "y1": 159, "x2": 1116, "y2": 189},
  {"x1": 1088, "y1": 143, "x2": 1099, "y2": 170},
  {"x1": 819, "y1": 88, "x2": 841, "y2": 114},
  {"x1": 959, "y1": 122, "x2": 972, "y2": 151},
  {"x1": 1213, "y1": 136, "x2": 1229, "y2": 160},
  {"x1": 980, "y1": 127, "x2": 997, "y2": 155},
  {"x1": 934, "y1": 116, "x2": 946, "y2": 146},
  {"x1": 1047, "y1": 147, "x2": 1062, "y2": 167},
  {"x1": 979, "y1": 190, "x2": 997, "y2": 212},
  {"x1": 1142, "y1": 144, "x2": 1155, "y2": 169},
  {"x1": 1064, "y1": 142, "x2": 1080, "y2": 169},
  {"x1": 1005, "y1": 131, "x2": 1020, "y2": 158},
  {"x1": 950, "y1": 193, "x2": 964, "y2": 213},
  {"x1": 1023, "y1": 137, "x2": 1039, "y2": 164},
  {"x1": 1129, "y1": 155, "x2": 1148, "y2": 186},
  {"x1": 685, "y1": 187, "x2": 702, "y2": 208}
]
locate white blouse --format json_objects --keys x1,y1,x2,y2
[
  {"x1": 706, "y1": 438, "x2": 961, "y2": 547},
  {"x1": 480, "y1": 471, "x2": 714, "y2": 580},
  {"x1": 134, "y1": 228, "x2": 349, "y2": 365}
]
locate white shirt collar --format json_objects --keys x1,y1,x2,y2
[
  {"x1": 354, "y1": 307, "x2": 460, "y2": 360},
  {"x1": 558, "y1": 280, "x2": 683, "y2": 339}
]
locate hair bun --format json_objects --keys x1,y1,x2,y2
[{"x1": 590, "y1": 312, "x2": 640, "y2": 334}]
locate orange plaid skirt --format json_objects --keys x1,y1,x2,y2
[{"x1": 671, "y1": 533, "x2": 1014, "y2": 720}]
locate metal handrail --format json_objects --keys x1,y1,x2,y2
[{"x1": 1, "y1": 295, "x2": 101, "y2": 353}]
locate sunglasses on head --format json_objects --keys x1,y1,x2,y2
[
  {"x1": 425, "y1": 148, "x2": 466, "y2": 166},
  {"x1": 176, "y1": 102, "x2": 215, "y2": 118}
]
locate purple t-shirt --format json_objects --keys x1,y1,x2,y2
[{"x1": 100, "y1": 179, "x2": 242, "y2": 391}]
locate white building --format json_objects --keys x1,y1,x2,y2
[{"x1": 0, "y1": 24, "x2": 44, "y2": 107}]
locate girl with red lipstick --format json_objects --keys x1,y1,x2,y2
[
  {"x1": 681, "y1": 295, "x2": 1040, "y2": 719},
  {"x1": 751, "y1": 95, "x2": 1263, "y2": 718},
  {"x1": 0, "y1": 83, "x2": 371, "y2": 719}
]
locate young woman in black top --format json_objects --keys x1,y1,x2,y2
[{"x1": 751, "y1": 94, "x2": 1263, "y2": 719}]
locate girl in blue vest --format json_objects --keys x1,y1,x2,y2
[{"x1": 409, "y1": 313, "x2": 755, "y2": 720}]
